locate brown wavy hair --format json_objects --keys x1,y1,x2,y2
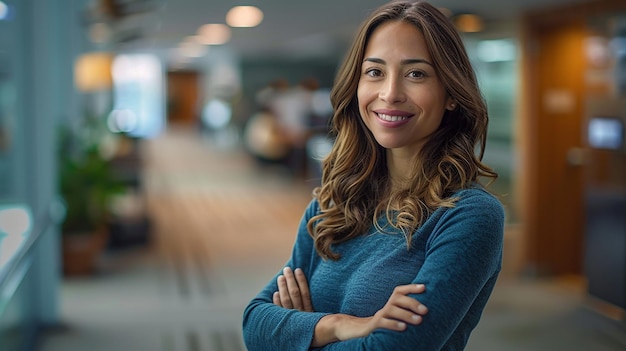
[{"x1": 308, "y1": 1, "x2": 498, "y2": 260}]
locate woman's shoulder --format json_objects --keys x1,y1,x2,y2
[
  {"x1": 424, "y1": 185, "x2": 505, "y2": 245},
  {"x1": 451, "y1": 185, "x2": 503, "y2": 210},
  {"x1": 303, "y1": 197, "x2": 322, "y2": 220},
  {"x1": 432, "y1": 185, "x2": 505, "y2": 224}
]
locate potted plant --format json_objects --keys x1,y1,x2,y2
[{"x1": 58, "y1": 120, "x2": 125, "y2": 276}]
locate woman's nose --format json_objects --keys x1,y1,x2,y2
[{"x1": 379, "y1": 76, "x2": 406, "y2": 103}]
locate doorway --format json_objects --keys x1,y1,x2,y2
[
  {"x1": 520, "y1": 0, "x2": 626, "y2": 276},
  {"x1": 167, "y1": 70, "x2": 201, "y2": 126}
]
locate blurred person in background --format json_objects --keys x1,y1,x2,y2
[
  {"x1": 244, "y1": 79, "x2": 292, "y2": 165},
  {"x1": 272, "y1": 77, "x2": 320, "y2": 178},
  {"x1": 243, "y1": 1, "x2": 504, "y2": 350}
]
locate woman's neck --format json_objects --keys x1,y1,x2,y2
[{"x1": 386, "y1": 149, "x2": 417, "y2": 191}]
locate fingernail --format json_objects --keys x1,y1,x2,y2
[
  {"x1": 397, "y1": 322, "x2": 406, "y2": 329},
  {"x1": 283, "y1": 267, "x2": 291, "y2": 273},
  {"x1": 412, "y1": 314, "x2": 421, "y2": 322},
  {"x1": 294, "y1": 268, "x2": 302, "y2": 274},
  {"x1": 418, "y1": 305, "x2": 428, "y2": 314},
  {"x1": 416, "y1": 284, "x2": 425, "y2": 289}
]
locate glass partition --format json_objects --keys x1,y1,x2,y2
[
  {"x1": 465, "y1": 35, "x2": 520, "y2": 224},
  {"x1": 0, "y1": 0, "x2": 20, "y2": 202}
]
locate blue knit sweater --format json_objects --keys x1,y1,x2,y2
[{"x1": 243, "y1": 187, "x2": 504, "y2": 350}]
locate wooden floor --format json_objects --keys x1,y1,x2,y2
[{"x1": 142, "y1": 125, "x2": 314, "y2": 288}]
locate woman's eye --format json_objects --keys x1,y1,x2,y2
[
  {"x1": 408, "y1": 70, "x2": 426, "y2": 78},
  {"x1": 365, "y1": 68, "x2": 382, "y2": 77}
]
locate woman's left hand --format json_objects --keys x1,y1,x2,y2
[{"x1": 273, "y1": 266, "x2": 314, "y2": 312}]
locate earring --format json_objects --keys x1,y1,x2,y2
[{"x1": 449, "y1": 103, "x2": 456, "y2": 110}]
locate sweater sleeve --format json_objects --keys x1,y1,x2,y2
[
  {"x1": 242, "y1": 199, "x2": 330, "y2": 351},
  {"x1": 319, "y1": 189, "x2": 505, "y2": 351}
]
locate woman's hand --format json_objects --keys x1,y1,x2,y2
[
  {"x1": 312, "y1": 284, "x2": 428, "y2": 347},
  {"x1": 273, "y1": 267, "x2": 314, "y2": 312},
  {"x1": 273, "y1": 269, "x2": 429, "y2": 347},
  {"x1": 366, "y1": 284, "x2": 428, "y2": 332}
]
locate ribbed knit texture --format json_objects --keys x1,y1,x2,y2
[{"x1": 243, "y1": 187, "x2": 504, "y2": 350}]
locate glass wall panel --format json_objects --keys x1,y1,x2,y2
[{"x1": 465, "y1": 35, "x2": 520, "y2": 223}]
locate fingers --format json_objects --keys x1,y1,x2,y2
[
  {"x1": 274, "y1": 267, "x2": 314, "y2": 312},
  {"x1": 272, "y1": 291, "x2": 282, "y2": 307},
  {"x1": 370, "y1": 283, "x2": 429, "y2": 332},
  {"x1": 283, "y1": 267, "x2": 303, "y2": 310},
  {"x1": 294, "y1": 268, "x2": 313, "y2": 312},
  {"x1": 277, "y1": 274, "x2": 293, "y2": 309},
  {"x1": 374, "y1": 301, "x2": 424, "y2": 330},
  {"x1": 390, "y1": 284, "x2": 429, "y2": 316},
  {"x1": 393, "y1": 283, "x2": 426, "y2": 295}
]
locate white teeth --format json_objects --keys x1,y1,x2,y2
[{"x1": 378, "y1": 113, "x2": 408, "y2": 122}]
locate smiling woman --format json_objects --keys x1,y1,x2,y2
[
  {"x1": 357, "y1": 21, "x2": 453, "y2": 157},
  {"x1": 242, "y1": 1, "x2": 504, "y2": 350}
]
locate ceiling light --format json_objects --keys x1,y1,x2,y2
[
  {"x1": 455, "y1": 14, "x2": 484, "y2": 33},
  {"x1": 226, "y1": 6, "x2": 263, "y2": 28},
  {"x1": 178, "y1": 39, "x2": 207, "y2": 58},
  {"x1": 198, "y1": 23, "x2": 231, "y2": 45}
]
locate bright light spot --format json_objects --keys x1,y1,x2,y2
[
  {"x1": 112, "y1": 54, "x2": 161, "y2": 83},
  {"x1": 477, "y1": 39, "x2": 517, "y2": 62},
  {"x1": 0, "y1": 2, "x2": 8, "y2": 20},
  {"x1": 306, "y1": 135, "x2": 333, "y2": 161},
  {"x1": 178, "y1": 39, "x2": 207, "y2": 58},
  {"x1": 112, "y1": 54, "x2": 165, "y2": 138},
  {"x1": 588, "y1": 117, "x2": 624, "y2": 150},
  {"x1": 226, "y1": 6, "x2": 264, "y2": 28},
  {"x1": 107, "y1": 109, "x2": 139, "y2": 133},
  {"x1": 198, "y1": 24, "x2": 231, "y2": 45},
  {"x1": 74, "y1": 52, "x2": 113, "y2": 92},
  {"x1": 202, "y1": 99, "x2": 232, "y2": 129},
  {"x1": 0, "y1": 206, "x2": 32, "y2": 237}
]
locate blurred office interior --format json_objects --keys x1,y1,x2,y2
[{"x1": 0, "y1": 0, "x2": 626, "y2": 350}]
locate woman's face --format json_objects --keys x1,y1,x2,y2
[{"x1": 357, "y1": 20, "x2": 453, "y2": 155}]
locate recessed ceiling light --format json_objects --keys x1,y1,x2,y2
[
  {"x1": 226, "y1": 6, "x2": 263, "y2": 28},
  {"x1": 197, "y1": 24, "x2": 231, "y2": 45}
]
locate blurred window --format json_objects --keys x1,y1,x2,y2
[
  {"x1": 111, "y1": 54, "x2": 165, "y2": 138},
  {"x1": 466, "y1": 37, "x2": 519, "y2": 223}
]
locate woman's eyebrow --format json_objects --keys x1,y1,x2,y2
[{"x1": 363, "y1": 57, "x2": 433, "y2": 66}]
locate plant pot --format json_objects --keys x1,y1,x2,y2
[{"x1": 61, "y1": 228, "x2": 108, "y2": 276}]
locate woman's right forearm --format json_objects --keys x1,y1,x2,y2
[
  {"x1": 312, "y1": 314, "x2": 341, "y2": 347},
  {"x1": 312, "y1": 314, "x2": 373, "y2": 347},
  {"x1": 310, "y1": 284, "x2": 428, "y2": 348}
]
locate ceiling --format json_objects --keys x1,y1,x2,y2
[{"x1": 102, "y1": 0, "x2": 590, "y2": 64}]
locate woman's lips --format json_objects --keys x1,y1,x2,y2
[
  {"x1": 374, "y1": 110, "x2": 413, "y2": 127},
  {"x1": 378, "y1": 113, "x2": 408, "y2": 122}
]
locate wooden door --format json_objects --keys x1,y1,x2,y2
[
  {"x1": 521, "y1": 20, "x2": 587, "y2": 276},
  {"x1": 167, "y1": 70, "x2": 200, "y2": 125},
  {"x1": 521, "y1": 0, "x2": 626, "y2": 277}
]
